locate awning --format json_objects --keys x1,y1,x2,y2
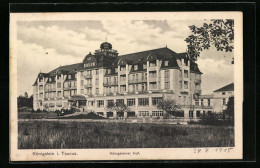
[{"x1": 68, "y1": 95, "x2": 87, "y2": 102}]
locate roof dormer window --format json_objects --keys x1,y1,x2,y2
[
  {"x1": 134, "y1": 65, "x2": 138, "y2": 71},
  {"x1": 165, "y1": 60, "x2": 169, "y2": 66}
]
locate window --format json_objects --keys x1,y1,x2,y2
[
  {"x1": 96, "y1": 88, "x2": 99, "y2": 94},
  {"x1": 80, "y1": 80, "x2": 84, "y2": 86},
  {"x1": 113, "y1": 77, "x2": 117, "y2": 84},
  {"x1": 138, "y1": 98, "x2": 149, "y2": 106},
  {"x1": 223, "y1": 98, "x2": 226, "y2": 105},
  {"x1": 165, "y1": 82, "x2": 170, "y2": 89},
  {"x1": 68, "y1": 75, "x2": 71, "y2": 79},
  {"x1": 57, "y1": 91, "x2": 61, "y2": 97},
  {"x1": 88, "y1": 101, "x2": 94, "y2": 106},
  {"x1": 96, "y1": 78, "x2": 99, "y2": 85},
  {"x1": 201, "y1": 99, "x2": 204, "y2": 106},
  {"x1": 49, "y1": 78, "x2": 52, "y2": 82},
  {"x1": 164, "y1": 60, "x2": 169, "y2": 66},
  {"x1": 222, "y1": 92, "x2": 226, "y2": 95},
  {"x1": 127, "y1": 99, "x2": 135, "y2": 106},
  {"x1": 107, "y1": 100, "x2": 114, "y2": 107},
  {"x1": 120, "y1": 66, "x2": 126, "y2": 71},
  {"x1": 143, "y1": 63, "x2": 147, "y2": 69},
  {"x1": 120, "y1": 75, "x2": 126, "y2": 81},
  {"x1": 189, "y1": 110, "x2": 194, "y2": 118},
  {"x1": 149, "y1": 83, "x2": 157, "y2": 90},
  {"x1": 179, "y1": 70, "x2": 182, "y2": 78},
  {"x1": 142, "y1": 84, "x2": 147, "y2": 91},
  {"x1": 139, "y1": 111, "x2": 149, "y2": 116},
  {"x1": 120, "y1": 85, "x2": 126, "y2": 92},
  {"x1": 184, "y1": 70, "x2": 189, "y2": 78},
  {"x1": 39, "y1": 93, "x2": 43, "y2": 98},
  {"x1": 149, "y1": 61, "x2": 156, "y2": 67},
  {"x1": 107, "y1": 69, "x2": 111, "y2": 74},
  {"x1": 116, "y1": 99, "x2": 124, "y2": 105},
  {"x1": 208, "y1": 99, "x2": 211, "y2": 106},
  {"x1": 57, "y1": 83, "x2": 61, "y2": 88},
  {"x1": 196, "y1": 111, "x2": 201, "y2": 118},
  {"x1": 134, "y1": 65, "x2": 138, "y2": 70},
  {"x1": 96, "y1": 70, "x2": 99, "y2": 75},
  {"x1": 152, "y1": 111, "x2": 164, "y2": 116},
  {"x1": 152, "y1": 97, "x2": 162, "y2": 106},
  {"x1": 195, "y1": 100, "x2": 199, "y2": 105},
  {"x1": 39, "y1": 85, "x2": 43, "y2": 90},
  {"x1": 184, "y1": 81, "x2": 188, "y2": 89},
  {"x1": 87, "y1": 88, "x2": 92, "y2": 95},
  {"x1": 97, "y1": 100, "x2": 104, "y2": 107},
  {"x1": 149, "y1": 71, "x2": 156, "y2": 78},
  {"x1": 165, "y1": 70, "x2": 169, "y2": 78}
]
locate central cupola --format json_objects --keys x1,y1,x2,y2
[{"x1": 95, "y1": 41, "x2": 118, "y2": 57}]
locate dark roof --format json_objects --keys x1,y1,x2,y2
[
  {"x1": 214, "y1": 83, "x2": 234, "y2": 92},
  {"x1": 48, "y1": 63, "x2": 83, "y2": 75},
  {"x1": 115, "y1": 47, "x2": 179, "y2": 64},
  {"x1": 35, "y1": 47, "x2": 201, "y2": 85}
]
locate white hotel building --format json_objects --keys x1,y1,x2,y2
[{"x1": 33, "y1": 42, "x2": 208, "y2": 119}]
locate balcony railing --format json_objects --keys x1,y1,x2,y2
[
  {"x1": 84, "y1": 84, "x2": 93, "y2": 88},
  {"x1": 104, "y1": 81, "x2": 118, "y2": 86},
  {"x1": 128, "y1": 78, "x2": 147, "y2": 84},
  {"x1": 194, "y1": 79, "x2": 201, "y2": 84},
  {"x1": 194, "y1": 89, "x2": 202, "y2": 94},
  {"x1": 149, "y1": 77, "x2": 157, "y2": 82},
  {"x1": 69, "y1": 86, "x2": 77, "y2": 89},
  {"x1": 84, "y1": 74, "x2": 92, "y2": 78}
]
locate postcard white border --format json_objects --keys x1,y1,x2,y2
[{"x1": 10, "y1": 12, "x2": 243, "y2": 161}]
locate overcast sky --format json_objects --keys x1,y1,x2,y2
[{"x1": 17, "y1": 20, "x2": 234, "y2": 96}]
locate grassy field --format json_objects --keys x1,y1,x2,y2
[{"x1": 18, "y1": 121, "x2": 234, "y2": 149}]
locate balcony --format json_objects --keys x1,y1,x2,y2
[
  {"x1": 194, "y1": 89, "x2": 202, "y2": 94},
  {"x1": 48, "y1": 88, "x2": 56, "y2": 91},
  {"x1": 84, "y1": 84, "x2": 93, "y2": 88},
  {"x1": 120, "y1": 80, "x2": 126, "y2": 85},
  {"x1": 194, "y1": 79, "x2": 201, "y2": 84},
  {"x1": 128, "y1": 78, "x2": 147, "y2": 84},
  {"x1": 84, "y1": 74, "x2": 92, "y2": 79},
  {"x1": 69, "y1": 86, "x2": 77, "y2": 90},
  {"x1": 63, "y1": 87, "x2": 70, "y2": 90},
  {"x1": 104, "y1": 81, "x2": 118, "y2": 86},
  {"x1": 149, "y1": 77, "x2": 157, "y2": 82}
]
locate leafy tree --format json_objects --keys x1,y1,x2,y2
[
  {"x1": 107, "y1": 102, "x2": 130, "y2": 118},
  {"x1": 157, "y1": 99, "x2": 183, "y2": 118},
  {"x1": 224, "y1": 96, "x2": 234, "y2": 124},
  {"x1": 17, "y1": 92, "x2": 33, "y2": 111},
  {"x1": 185, "y1": 19, "x2": 234, "y2": 63}
]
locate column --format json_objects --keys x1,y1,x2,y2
[
  {"x1": 126, "y1": 64, "x2": 129, "y2": 92},
  {"x1": 113, "y1": 111, "x2": 117, "y2": 118},
  {"x1": 146, "y1": 61, "x2": 150, "y2": 91},
  {"x1": 184, "y1": 109, "x2": 189, "y2": 119},
  {"x1": 124, "y1": 112, "x2": 127, "y2": 118}
]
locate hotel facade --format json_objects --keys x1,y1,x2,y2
[{"x1": 32, "y1": 42, "x2": 212, "y2": 119}]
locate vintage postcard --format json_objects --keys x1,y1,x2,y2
[{"x1": 10, "y1": 12, "x2": 243, "y2": 161}]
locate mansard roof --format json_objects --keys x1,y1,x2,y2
[
  {"x1": 214, "y1": 83, "x2": 234, "y2": 92},
  {"x1": 34, "y1": 47, "x2": 202, "y2": 83},
  {"x1": 48, "y1": 63, "x2": 83, "y2": 75}
]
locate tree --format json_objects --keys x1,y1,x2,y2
[
  {"x1": 107, "y1": 102, "x2": 130, "y2": 118},
  {"x1": 17, "y1": 92, "x2": 33, "y2": 111},
  {"x1": 185, "y1": 19, "x2": 234, "y2": 63},
  {"x1": 157, "y1": 99, "x2": 183, "y2": 118},
  {"x1": 224, "y1": 96, "x2": 234, "y2": 124}
]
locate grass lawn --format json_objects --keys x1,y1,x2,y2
[{"x1": 18, "y1": 121, "x2": 234, "y2": 149}]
